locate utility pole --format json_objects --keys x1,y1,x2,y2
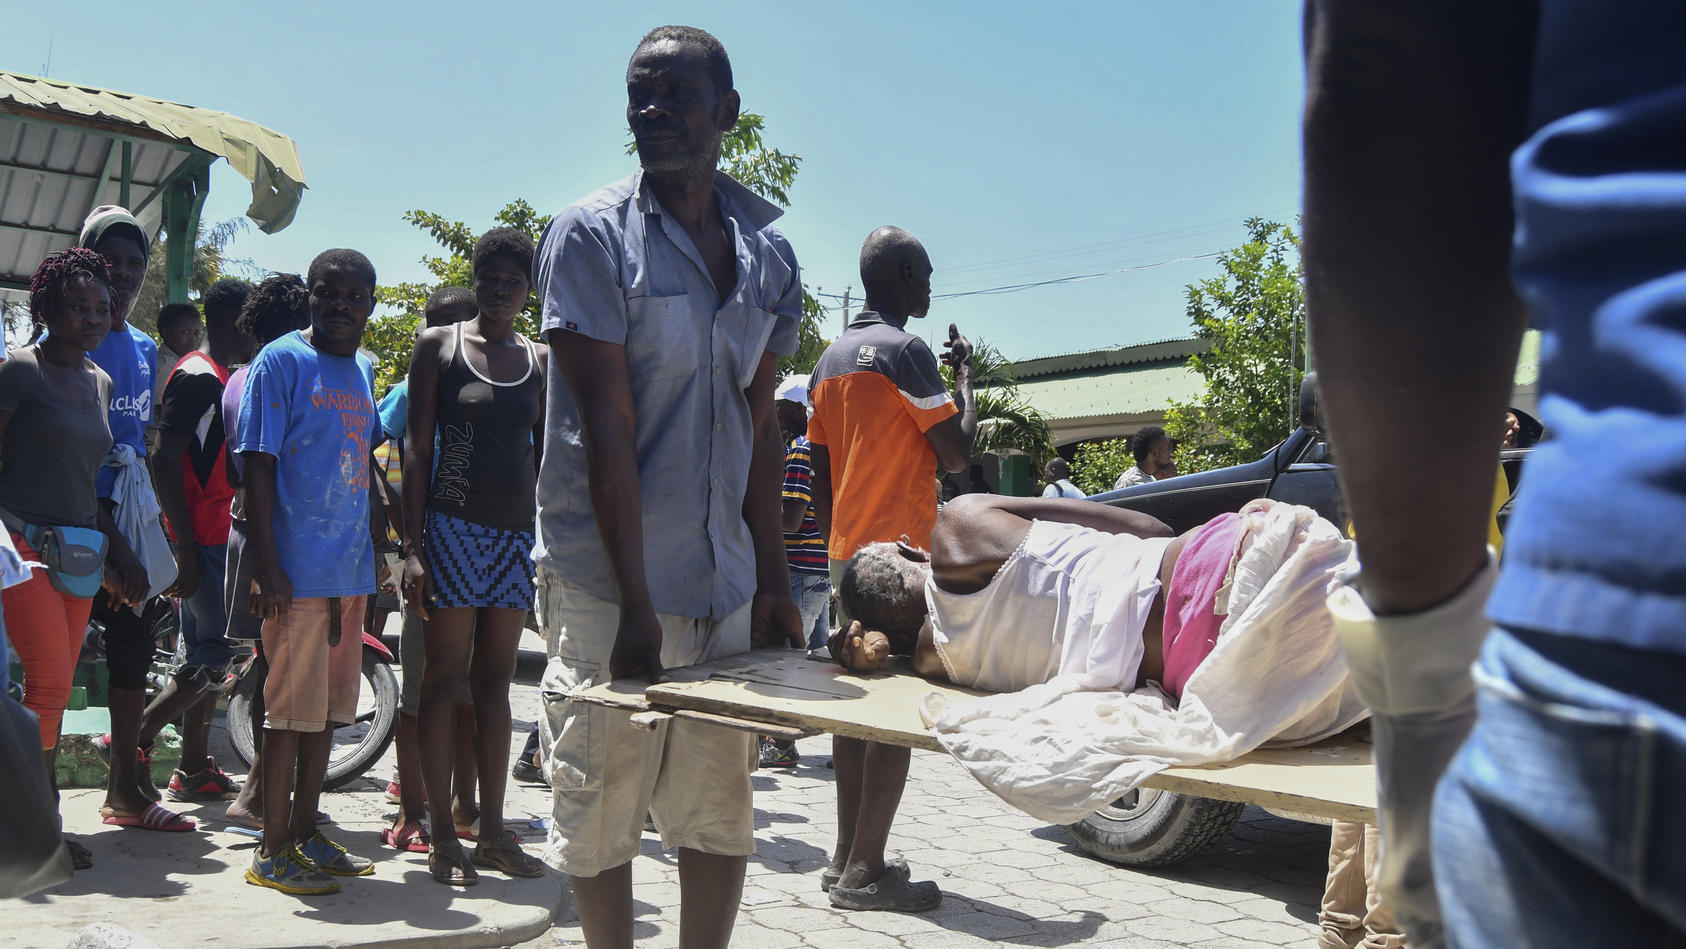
[{"x1": 840, "y1": 286, "x2": 852, "y2": 333}]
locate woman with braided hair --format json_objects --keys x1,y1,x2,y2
[{"x1": 0, "y1": 248, "x2": 131, "y2": 867}]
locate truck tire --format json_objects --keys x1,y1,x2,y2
[{"x1": 1062, "y1": 788, "x2": 1244, "y2": 867}]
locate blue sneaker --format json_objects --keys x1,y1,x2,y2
[
  {"x1": 299, "y1": 831, "x2": 374, "y2": 877},
  {"x1": 246, "y1": 844, "x2": 338, "y2": 894}
]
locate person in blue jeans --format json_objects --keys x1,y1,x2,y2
[
  {"x1": 763, "y1": 379, "x2": 829, "y2": 768},
  {"x1": 1304, "y1": 2, "x2": 1686, "y2": 945},
  {"x1": 137, "y1": 279, "x2": 254, "y2": 803},
  {"x1": 777, "y1": 380, "x2": 831, "y2": 651}
]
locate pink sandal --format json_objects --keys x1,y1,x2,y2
[
  {"x1": 100, "y1": 802, "x2": 196, "y2": 833},
  {"x1": 381, "y1": 820, "x2": 431, "y2": 853}
]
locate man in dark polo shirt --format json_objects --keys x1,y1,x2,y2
[{"x1": 808, "y1": 226, "x2": 978, "y2": 911}]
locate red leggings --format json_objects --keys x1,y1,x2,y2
[{"x1": 3, "y1": 533, "x2": 94, "y2": 749}]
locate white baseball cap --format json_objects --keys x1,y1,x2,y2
[{"x1": 776, "y1": 375, "x2": 810, "y2": 407}]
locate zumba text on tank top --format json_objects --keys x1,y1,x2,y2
[{"x1": 426, "y1": 323, "x2": 543, "y2": 530}]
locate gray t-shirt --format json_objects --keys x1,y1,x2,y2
[{"x1": 0, "y1": 346, "x2": 114, "y2": 528}]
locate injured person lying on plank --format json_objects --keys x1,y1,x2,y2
[{"x1": 829, "y1": 493, "x2": 1369, "y2": 824}]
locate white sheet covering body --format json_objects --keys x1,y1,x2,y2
[
  {"x1": 919, "y1": 501, "x2": 1367, "y2": 825},
  {"x1": 927, "y1": 520, "x2": 1171, "y2": 694}
]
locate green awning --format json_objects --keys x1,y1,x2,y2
[{"x1": 0, "y1": 70, "x2": 306, "y2": 234}]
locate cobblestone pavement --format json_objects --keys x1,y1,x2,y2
[
  {"x1": 512, "y1": 691, "x2": 1331, "y2": 949},
  {"x1": 179, "y1": 629, "x2": 1329, "y2": 949}
]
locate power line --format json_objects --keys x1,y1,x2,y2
[
  {"x1": 934, "y1": 243, "x2": 1231, "y2": 295},
  {"x1": 932, "y1": 252, "x2": 1224, "y2": 301},
  {"x1": 811, "y1": 248, "x2": 1225, "y2": 306},
  {"x1": 935, "y1": 208, "x2": 1297, "y2": 278}
]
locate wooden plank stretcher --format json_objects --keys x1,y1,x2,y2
[{"x1": 572, "y1": 650, "x2": 1376, "y2": 825}]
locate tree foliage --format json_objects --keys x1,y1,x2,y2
[
  {"x1": 362, "y1": 112, "x2": 827, "y2": 394},
  {"x1": 129, "y1": 217, "x2": 253, "y2": 335},
  {"x1": 370, "y1": 200, "x2": 547, "y2": 393},
  {"x1": 1069, "y1": 437, "x2": 1134, "y2": 496},
  {"x1": 2, "y1": 217, "x2": 251, "y2": 346},
  {"x1": 1163, "y1": 218, "x2": 1305, "y2": 472}
]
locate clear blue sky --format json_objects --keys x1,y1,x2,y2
[{"x1": 3, "y1": 1, "x2": 1305, "y2": 361}]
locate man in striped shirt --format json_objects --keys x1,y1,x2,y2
[
  {"x1": 762, "y1": 378, "x2": 830, "y2": 769},
  {"x1": 778, "y1": 379, "x2": 830, "y2": 648}
]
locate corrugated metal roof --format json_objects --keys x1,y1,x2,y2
[
  {"x1": 0, "y1": 111, "x2": 191, "y2": 293},
  {"x1": 1004, "y1": 361, "x2": 1205, "y2": 421},
  {"x1": 0, "y1": 70, "x2": 305, "y2": 296},
  {"x1": 1013, "y1": 337, "x2": 1207, "y2": 378}
]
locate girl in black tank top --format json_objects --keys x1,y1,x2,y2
[
  {"x1": 427, "y1": 322, "x2": 542, "y2": 528},
  {"x1": 399, "y1": 228, "x2": 548, "y2": 883}
]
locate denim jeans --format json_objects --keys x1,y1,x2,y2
[
  {"x1": 1433, "y1": 628, "x2": 1686, "y2": 948},
  {"x1": 179, "y1": 542, "x2": 233, "y2": 674},
  {"x1": 791, "y1": 572, "x2": 831, "y2": 651}
]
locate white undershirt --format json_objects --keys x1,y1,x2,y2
[{"x1": 927, "y1": 520, "x2": 1172, "y2": 693}]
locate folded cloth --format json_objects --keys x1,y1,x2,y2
[
  {"x1": 104, "y1": 442, "x2": 176, "y2": 603},
  {"x1": 0, "y1": 528, "x2": 36, "y2": 590},
  {"x1": 919, "y1": 501, "x2": 1368, "y2": 825}
]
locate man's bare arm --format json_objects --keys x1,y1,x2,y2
[
  {"x1": 781, "y1": 498, "x2": 807, "y2": 533},
  {"x1": 743, "y1": 350, "x2": 803, "y2": 648},
  {"x1": 242, "y1": 452, "x2": 290, "y2": 623},
  {"x1": 1303, "y1": 0, "x2": 1536, "y2": 613},
  {"x1": 547, "y1": 329, "x2": 663, "y2": 681},
  {"x1": 150, "y1": 429, "x2": 200, "y2": 597},
  {"x1": 930, "y1": 494, "x2": 1171, "y2": 593},
  {"x1": 924, "y1": 324, "x2": 977, "y2": 472},
  {"x1": 810, "y1": 442, "x2": 833, "y2": 548},
  {"x1": 400, "y1": 329, "x2": 446, "y2": 619}
]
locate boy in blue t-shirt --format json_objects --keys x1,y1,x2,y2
[
  {"x1": 78, "y1": 206, "x2": 192, "y2": 837},
  {"x1": 236, "y1": 249, "x2": 382, "y2": 894}
]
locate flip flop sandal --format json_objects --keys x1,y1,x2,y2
[
  {"x1": 100, "y1": 802, "x2": 196, "y2": 833},
  {"x1": 454, "y1": 815, "x2": 481, "y2": 841},
  {"x1": 828, "y1": 866, "x2": 941, "y2": 913},
  {"x1": 471, "y1": 830, "x2": 546, "y2": 878},
  {"x1": 821, "y1": 856, "x2": 908, "y2": 893},
  {"x1": 381, "y1": 820, "x2": 431, "y2": 854},
  {"x1": 65, "y1": 838, "x2": 93, "y2": 870},
  {"x1": 428, "y1": 843, "x2": 479, "y2": 886}
]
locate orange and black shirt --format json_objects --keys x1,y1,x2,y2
[{"x1": 809, "y1": 312, "x2": 957, "y2": 558}]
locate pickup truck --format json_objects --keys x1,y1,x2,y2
[{"x1": 1061, "y1": 377, "x2": 1534, "y2": 867}]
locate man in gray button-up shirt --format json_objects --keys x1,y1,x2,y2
[{"x1": 531, "y1": 25, "x2": 804, "y2": 949}]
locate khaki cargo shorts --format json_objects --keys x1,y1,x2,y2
[{"x1": 536, "y1": 572, "x2": 757, "y2": 877}]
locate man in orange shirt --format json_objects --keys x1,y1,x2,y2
[{"x1": 809, "y1": 226, "x2": 976, "y2": 911}]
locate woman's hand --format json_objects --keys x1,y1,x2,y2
[
  {"x1": 109, "y1": 547, "x2": 149, "y2": 607},
  {"x1": 401, "y1": 553, "x2": 434, "y2": 621}
]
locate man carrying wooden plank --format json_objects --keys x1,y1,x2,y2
[{"x1": 531, "y1": 25, "x2": 805, "y2": 949}]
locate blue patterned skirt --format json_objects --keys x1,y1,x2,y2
[{"x1": 423, "y1": 509, "x2": 536, "y2": 610}]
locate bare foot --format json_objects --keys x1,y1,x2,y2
[
  {"x1": 100, "y1": 788, "x2": 155, "y2": 820},
  {"x1": 452, "y1": 806, "x2": 480, "y2": 840},
  {"x1": 225, "y1": 800, "x2": 263, "y2": 830}
]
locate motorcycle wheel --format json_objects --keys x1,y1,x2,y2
[{"x1": 226, "y1": 649, "x2": 399, "y2": 790}]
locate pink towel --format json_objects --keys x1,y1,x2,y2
[{"x1": 1160, "y1": 512, "x2": 1245, "y2": 699}]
